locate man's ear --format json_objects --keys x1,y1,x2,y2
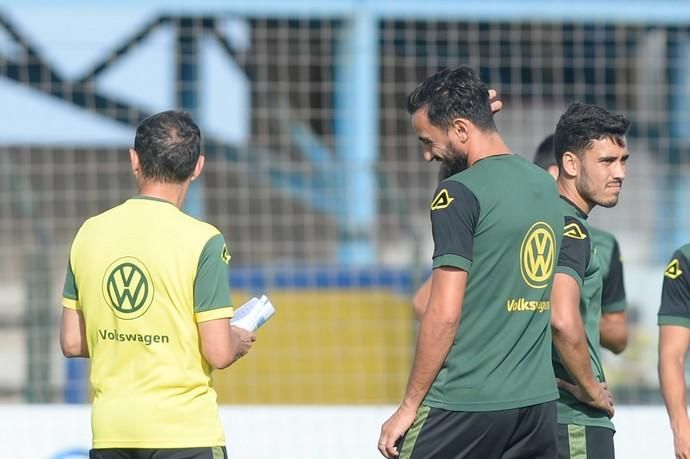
[
  {"x1": 451, "y1": 118, "x2": 470, "y2": 143},
  {"x1": 560, "y1": 151, "x2": 580, "y2": 178},
  {"x1": 190, "y1": 155, "x2": 205, "y2": 181},
  {"x1": 129, "y1": 149, "x2": 140, "y2": 177}
]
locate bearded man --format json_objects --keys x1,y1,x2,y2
[{"x1": 378, "y1": 66, "x2": 563, "y2": 459}]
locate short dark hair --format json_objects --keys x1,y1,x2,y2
[
  {"x1": 554, "y1": 103, "x2": 630, "y2": 169},
  {"x1": 533, "y1": 134, "x2": 556, "y2": 170},
  {"x1": 405, "y1": 66, "x2": 496, "y2": 132},
  {"x1": 133, "y1": 110, "x2": 202, "y2": 183}
]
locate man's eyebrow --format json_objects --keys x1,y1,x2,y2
[
  {"x1": 599, "y1": 153, "x2": 630, "y2": 162},
  {"x1": 598, "y1": 155, "x2": 617, "y2": 162}
]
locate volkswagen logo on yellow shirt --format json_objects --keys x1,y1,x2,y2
[
  {"x1": 520, "y1": 222, "x2": 556, "y2": 289},
  {"x1": 102, "y1": 257, "x2": 154, "y2": 319}
]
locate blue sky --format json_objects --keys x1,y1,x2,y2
[{"x1": 0, "y1": 6, "x2": 249, "y2": 145}]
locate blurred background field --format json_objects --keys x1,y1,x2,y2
[{"x1": 1, "y1": 0, "x2": 689, "y2": 457}]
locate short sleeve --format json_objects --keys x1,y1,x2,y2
[
  {"x1": 430, "y1": 180, "x2": 480, "y2": 272},
  {"x1": 555, "y1": 216, "x2": 591, "y2": 288},
  {"x1": 62, "y1": 257, "x2": 80, "y2": 310},
  {"x1": 194, "y1": 233, "x2": 234, "y2": 323},
  {"x1": 658, "y1": 250, "x2": 690, "y2": 328},
  {"x1": 601, "y1": 239, "x2": 626, "y2": 313}
]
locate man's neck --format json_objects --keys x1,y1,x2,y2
[
  {"x1": 138, "y1": 182, "x2": 188, "y2": 209},
  {"x1": 467, "y1": 132, "x2": 511, "y2": 166},
  {"x1": 557, "y1": 180, "x2": 593, "y2": 215}
]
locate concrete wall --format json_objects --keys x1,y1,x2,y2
[{"x1": 0, "y1": 405, "x2": 675, "y2": 459}]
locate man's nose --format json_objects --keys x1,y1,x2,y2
[{"x1": 612, "y1": 160, "x2": 626, "y2": 181}]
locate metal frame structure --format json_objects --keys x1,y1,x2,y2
[
  {"x1": 3, "y1": 0, "x2": 690, "y2": 263},
  {"x1": 2, "y1": 0, "x2": 690, "y2": 403}
]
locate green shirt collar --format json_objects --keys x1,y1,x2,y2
[
  {"x1": 130, "y1": 195, "x2": 177, "y2": 207},
  {"x1": 559, "y1": 195, "x2": 588, "y2": 220}
]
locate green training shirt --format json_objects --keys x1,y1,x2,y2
[
  {"x1": 658, "y1": 244, "x2": 690, "y2": 329},
  {"x1": 424, "y1": 154, "x2": 562, "y2": 412},
  {"x1": 553, "y1": 197, "x2": 614, "y2": 431},
  {"x1": 590, "y1": 227, "x2": 626, "y2": 314}
]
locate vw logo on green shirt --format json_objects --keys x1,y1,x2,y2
[
  {"x1": 102, "y1": 257, "x2": 154, "y2": 319},
  {"x1": 520, "y1": 222, "x2": 556, "y2": 289}
]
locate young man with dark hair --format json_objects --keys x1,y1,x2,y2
[
  {"x1": 534, "y1": 133, "x2": 628, "y2": 354},
  {"x1": 378, "y1": 67, "x2": 563, "y2": 459},
  {"x1": 658, "y1": 244, "x2": 690, "y2": 458},
  {"x1": 60, "y1": 110, "x2": 255, "y2": 459},
  {"x1": 551, "y1": 102, "x2": 630, "y2": 459}
]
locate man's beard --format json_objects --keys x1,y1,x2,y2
[
  {"x1": 441, "y1": 151, "x2": 469, "y2": 176},
  {"x1": 576, "y1": 170, "x2": 621, "y2": 209}
]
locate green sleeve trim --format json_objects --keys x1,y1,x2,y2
[
  {"x1": 62, "y1": 259, "x2": 78, "y2": 301},
  {"x1": 555, "y1": 266, "x2": 584, "y2": 289},
  {"x1": 399, "y1": 405, "x2": 431, "y2": 459},
  {"x1": 567, "y1": 424, "x2": 587, "y2": 459},
  {"x1": 658, "y1": 315, "x2": 690, "y2": 329},
  {"x1": 196, "y1": 306, "x2": 234, "y2": 323},
  {"x1": 602, "y1": 299, "x2": 626, "y2": 313},
  {"x1": 194, "y1": 233, "x2": 233, "y2": 313},
  {"x1": 131, "y1": 195, "x2": 176, "y2": 206},
  {"x1": 432, "y1": 254, "x2": 471, "y2": 271}
]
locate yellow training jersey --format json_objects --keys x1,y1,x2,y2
[{"x1": 62, "y1": 196, "x2": 234, "y2": 449}]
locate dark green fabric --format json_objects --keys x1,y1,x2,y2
[
  {"x1": 194, "y1": 234, "x2": 232, "y2": 313},
  {"x1": 658, "y1": 315, "x2": 690, "y2": 329},
  {"x1": 554, "y1": 199, "x2": 613, "y2": 431},
  {"x1": 658, "y1": 245, "x2": 690, "y2": 327},
  {"x1": 426, "y1": 155, "x2": 562, "y2": 411},
  {"x1": 131, "y1": 195, "x2": 177, "y2": 206},
  {"x1": 432, "y1": 253, "x2": 471, "y2": 271},
  {"x1": 590, "y1": 227, "x2": 626, "y2": 313},
  {"x1": 62, "y1": 259, "x2": 78, "y2": 300},
  {"x1": 556, "y1": 215, "x2": 590, "y2": 286},
  {"x1": 398, "y1": 405, "x2": 430, "y2": 459},
  {"x1": 399, "y1": 402, "x2": 558, "y2": 458},
  {"x1": 557, "y1": 423, "x2": 615, "y2": 459},
  {"x1": 89, "y1": 446, "x2": 227, "y2": 459}
]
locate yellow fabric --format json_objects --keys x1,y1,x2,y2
[
  {"x1": 196, "y1": 306, "x2": 234, "y2": 323},
  {"x1": 63, "y1": 197, "x2": 232, "y2": 448},
  {"x1": 214, "y1": 290, "x2": 414, "y2": 404},
  {"x1": 62, "y1": 297, "x2": 78, "y2": 309}
]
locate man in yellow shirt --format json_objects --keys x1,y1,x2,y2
[{"x1": 60, "y1": 110, "x2": 254, "y2": 459}]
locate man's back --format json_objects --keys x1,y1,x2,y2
[
  {"x1": 63, "y1": 196, "x2": 233, "y2": 448},
  {"x1": 425, "y1": 154, "x2": 563, "y2": 411}
]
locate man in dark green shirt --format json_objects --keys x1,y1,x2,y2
[
  {"x1": 592, "y1": 228, "x2": 628, "y2": 352},
  {"x1": 415, "y1": 136, "x2": 630, "y2": 358},
  {"x1": 658, "y1": 244, "x2": 690, "y2": 458},
  {"x1": 378, "y1": 66, "x2": 563, "y2": 459},
  {"x1": 550, "y1": 103, "x2": 630, "y2": 459},
  {"x1": 534, "y1": 134, "x2": 628, "y2": 354}
]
